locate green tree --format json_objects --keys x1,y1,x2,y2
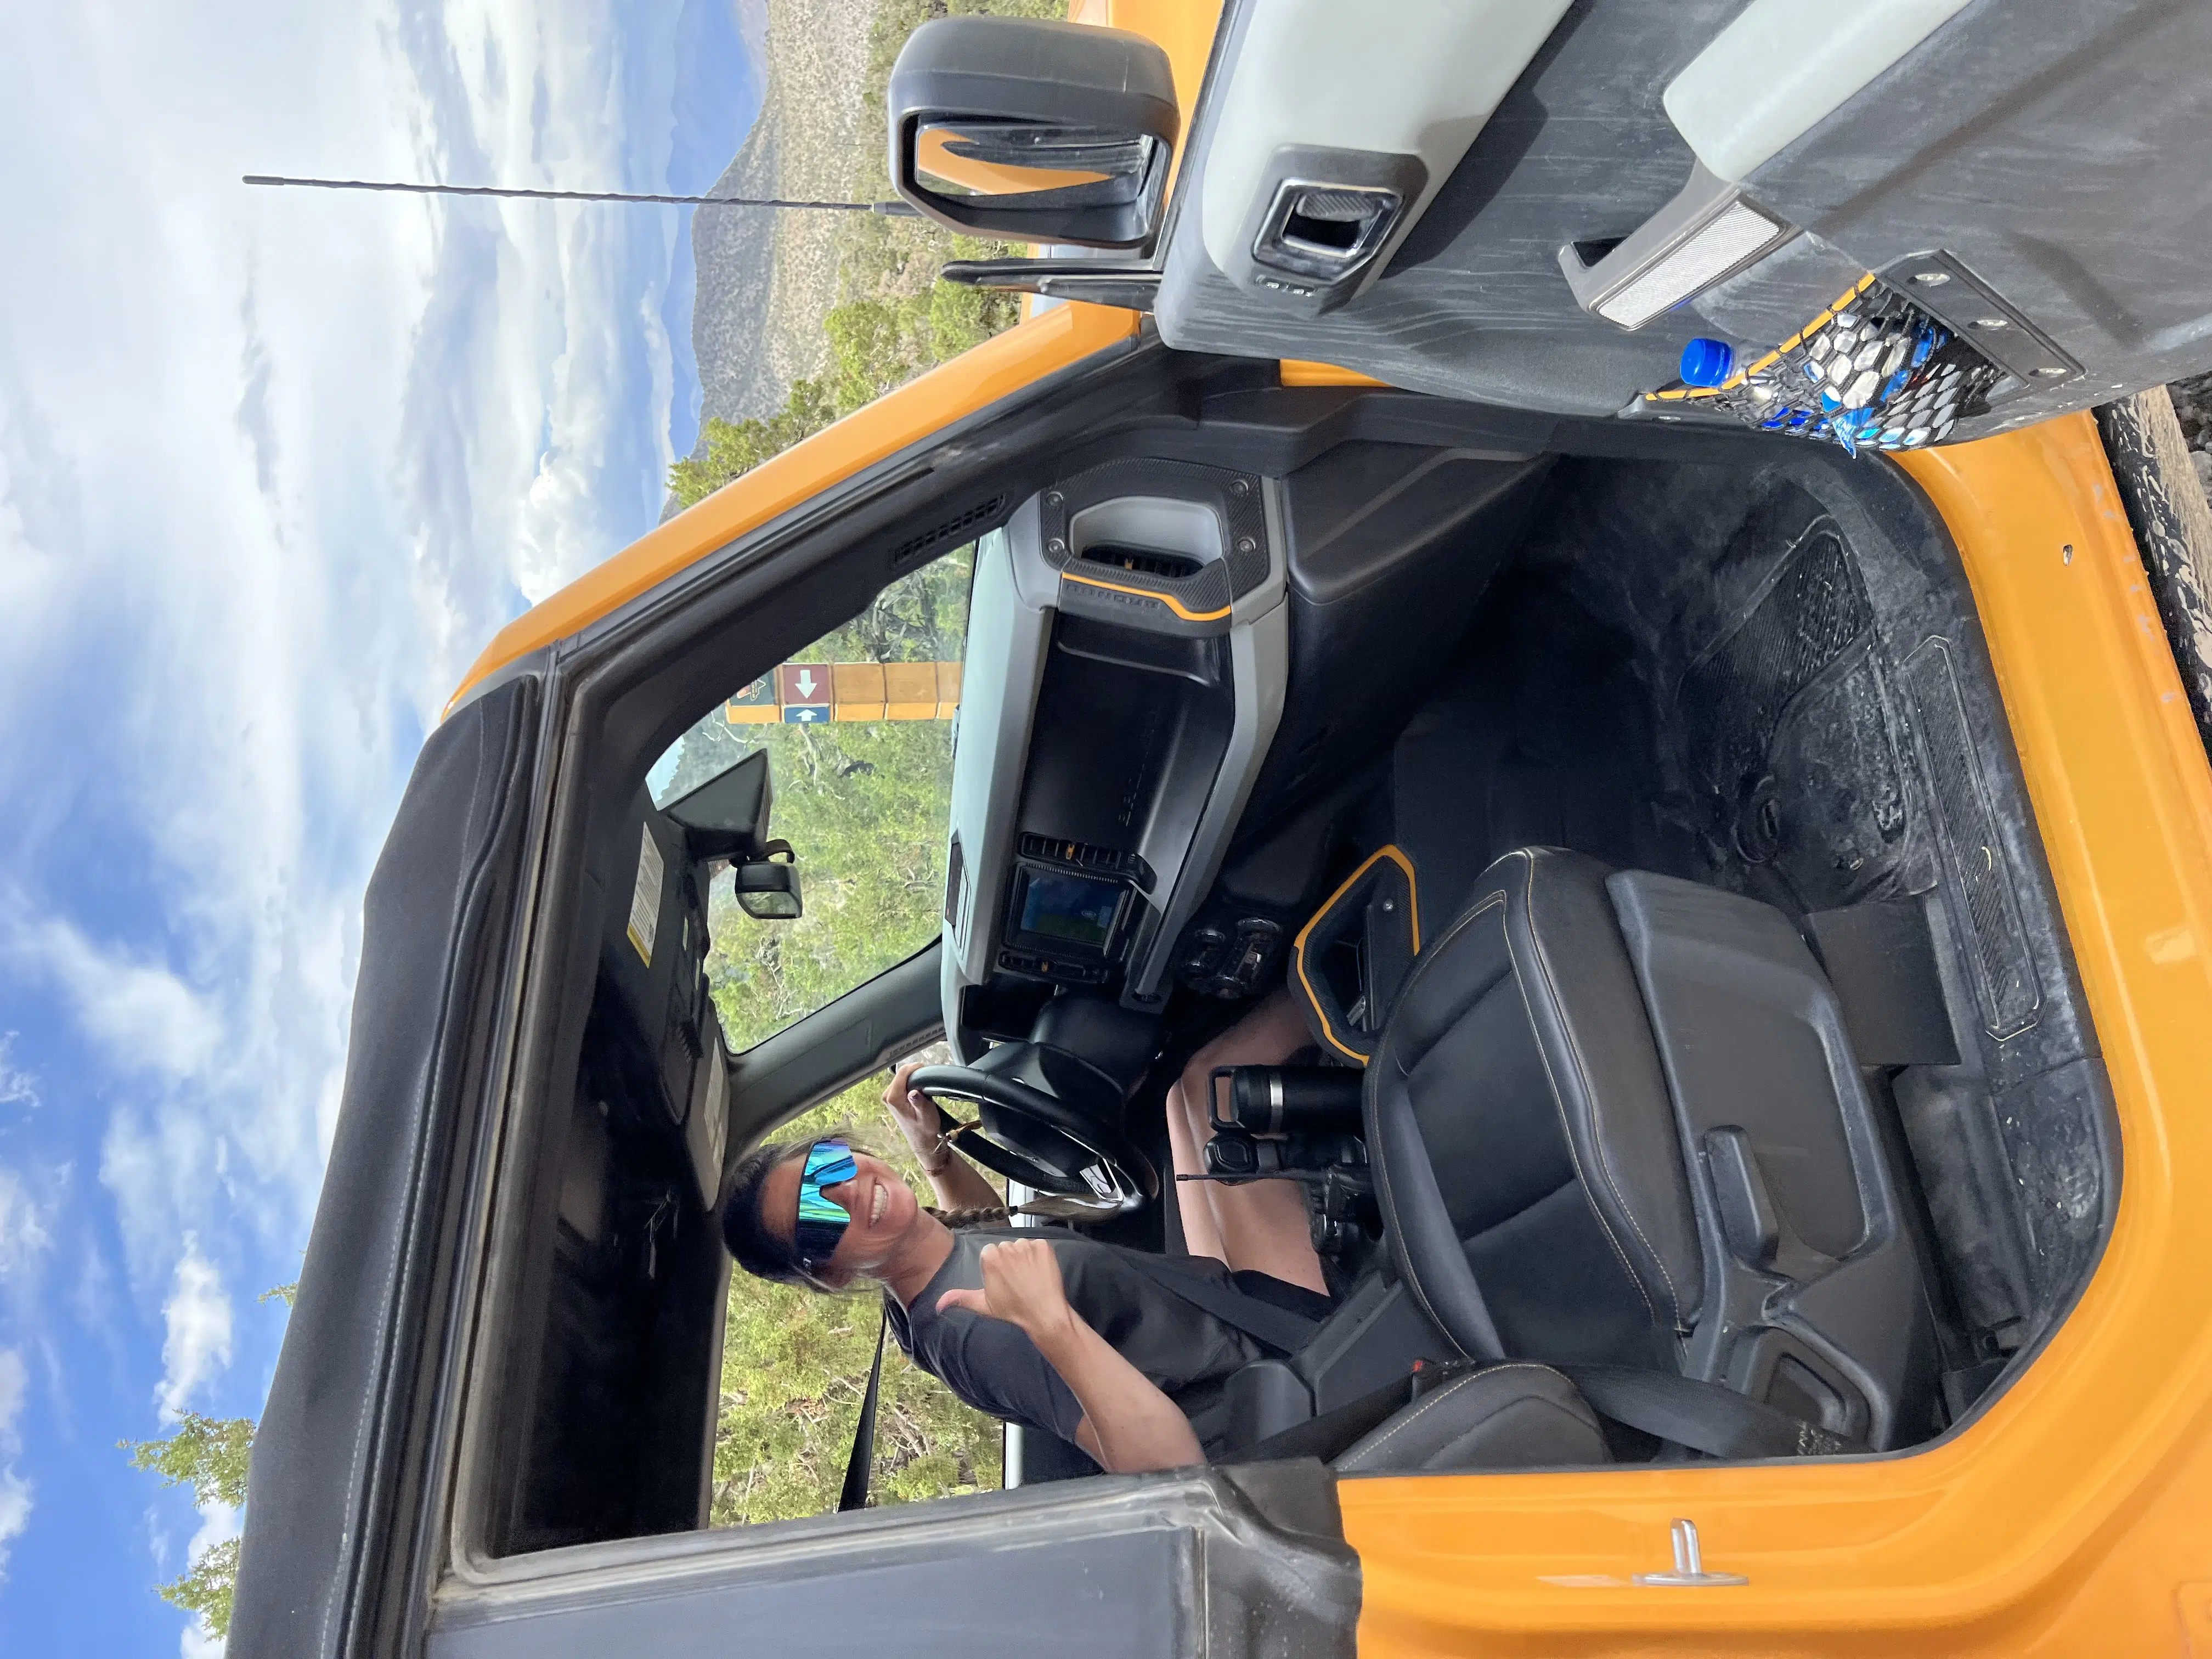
[
  {"x1": 667, "y1": 258, "x2": 1025, "y2": 512},
  {"x1": 122, "y1": 1279, "x2": 299, "y2": 1640},
  {"x1": 122, "y1": 1414, "x2": 255, "y2": 1637},
  {"x1": 667, "y1": 380, "x2": 839, "y2": 510}
]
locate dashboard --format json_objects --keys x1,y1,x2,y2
[{"x1": 939, "y1": 459, "x2": 1291, "y2": 1058}]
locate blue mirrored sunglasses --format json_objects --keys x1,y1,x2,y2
[{"x1": 794, "y1": 1138, "x2": 857, "y2": 1266}]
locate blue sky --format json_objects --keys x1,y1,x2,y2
[{"x1": 0, "y1": 1, "x2": 763, "y2": 1650}]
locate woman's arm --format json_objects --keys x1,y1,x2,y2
[
  {"x1": 937, "y1": 1239, "x2": 1203, "y2": 1474},
  {"x1": 884, "y1": 1060, "x2": 1005, "y2": 1212}
]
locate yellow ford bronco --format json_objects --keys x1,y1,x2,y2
[{"x1": 233, "y1": 3, "x2": 2212, "y2": 1655}]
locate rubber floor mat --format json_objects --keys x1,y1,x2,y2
[
  {"x1": 1678, "y1": 517, "x2": 1910, "y2": 905},
  {"x1": 1898, "y1": 637, "x2": 2042, "y2": 1038}
]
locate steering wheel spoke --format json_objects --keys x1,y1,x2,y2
[{"x1": 911, "y1": 1061, "x2": 1158, "y2": 1214}]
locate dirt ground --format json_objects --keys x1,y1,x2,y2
[{"x1": 2169, "y1": 373, "x2": 2212, "y2": 503}]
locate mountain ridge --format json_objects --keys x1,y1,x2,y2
[{"x1": 682, "y1": 0, "x2": 876, "y2": 483}]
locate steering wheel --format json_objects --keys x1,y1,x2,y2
[{"x1": 909, "y1": 1062, "x2": 1158, "y2": 1219}]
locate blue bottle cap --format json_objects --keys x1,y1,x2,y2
[{"x1": 1679, "y1": 337, "x2": 1736, "y2": 388}]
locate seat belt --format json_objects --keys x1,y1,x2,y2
[
  {"x1": 1560, "y1": 1364, "x2": 1865, "y2": 1458},
  {"x1": 837, "y1": 1302, "x2": 889, "y2": 1512},
  {"x1": 1237, "y1": 1360, "x2": 1865, "y2": 1465},
  {"x1": 1115, "y1": 1253, "x2": 1325, "y2": 1356},
  {"x1": 1080, "y1": 1250, "x2": 1863, "y2": 1462}
]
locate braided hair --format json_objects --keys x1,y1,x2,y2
[{"x1": 927, "y1": 1203, "x2": 1012, "y2": 1229}]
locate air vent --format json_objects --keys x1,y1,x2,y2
[
  {"x1": 888, "y1": 494, "x2": 1008, "y2": 574},
  {"x1": 1018, "y1": 833, "x2": 1154, "y2": 891},
  {"x1": 1081, "y1": 543, "x2": 1203, "y2": 581}
]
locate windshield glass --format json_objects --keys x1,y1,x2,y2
[{"x1": 648, "y1": 541, "x2": 976, "y2": 1050}]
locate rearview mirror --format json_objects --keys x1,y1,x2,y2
[
  {"x1": 733, "y1": 843, "x2": 803, "y2": 922},
  {"x1": 888, "y1": 16, "x2": 1179, "y2": 251}
]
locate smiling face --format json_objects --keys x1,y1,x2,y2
[{"x1": 763, "y1": 1146, "x2": 923, "y2": 1279}]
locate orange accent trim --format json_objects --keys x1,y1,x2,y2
[
  {"x1": 1108, "y1": 0, "x2": 1225, "y2": 163},
  {"x1": 1644, "y1": 270, "x2": 1878, "y2": 403},
  {"x1": 1341, "y1": 415, "x2": 2212, "y2": 1650},
  {"x1": 445, "y1": 302, "x2": 1140, "y2": 713},
  {"x1": 1292, "y1": 845, "x2": 1419, "y2": 1064},
  {"x1": 914, "y1": 126, "x2": 1108, "y2": 194},
  {"x1": 1280, "y1": 360, "x2": 1392, "y2": 389},
  {"x1": 1057, "y1": 568, "x2": 1232, "y2": 623}
]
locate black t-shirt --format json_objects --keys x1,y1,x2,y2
[{"x1": 884, "y1": 1228, "x2": 1324, "y2": 1459}]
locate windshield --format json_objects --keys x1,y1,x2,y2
[{"x1": 648, "y1": 541, "x2": 976, "y2": 1050}]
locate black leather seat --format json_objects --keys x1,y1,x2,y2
[
  {"x1": 1333, "y1": 1363, "x2": 1609, "y2": 1473},
  {"x1": 1363, "y1": 847, "x2": 1936, "y2": 1452}
]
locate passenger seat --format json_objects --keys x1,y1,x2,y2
[{"x1": 1360, "y1": 847, "x2": 1937, "y2": 1454}]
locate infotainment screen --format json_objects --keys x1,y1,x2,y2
[{"x1": 1012, "y1": 868, "x2": 1126, "y2": 953}]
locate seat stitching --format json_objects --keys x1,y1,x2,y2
[
  {"x1": 1500, "y1": 852, "x2": 1664, "y2": 1328},
  {"x1": 1517, "y1": 853, "x2": 1684, "y2": 1327},
  {"x1": 1366, "y1": 1030, "x2": 1458, "y2": 1353},
  {"x1": 1350, "y1": 1363, "x2": 1569, "y2": 1459},
  {"x1": 1389, "y1": 891, "x2": 1506, "y2": 1078},
  {"x1": 1369, "y1": 1102, "x2": 1466, "y2": 1357},
  {"x1": 1495, "y1": 854, "x2": 1645, "y2": 1312},
  {"x1": 1375, "y1": 890, "x2": 1510, "y2": 1356}
]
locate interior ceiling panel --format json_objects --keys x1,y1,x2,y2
[
  {"x1": 1723, "y1": 0, "x2": 2212, "y2": 410},
  {"x1": 1155, "y1": 0, "x2": 1759, "y2": 418},
  {"x1": 1155, "y1": 0, "x2": 2212, "y2": 441}
]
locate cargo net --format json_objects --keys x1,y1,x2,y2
[{"x1": 1646, "y1": 274, "x2": 2004, "y2": 456}]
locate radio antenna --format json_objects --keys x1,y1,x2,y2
[{"x1": 243, "y1": 174, "x2": 915, "y2": 214}]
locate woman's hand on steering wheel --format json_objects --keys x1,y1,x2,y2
[{"x1": 882, "y1": 1059, "x2": 950, "y2": 1175}]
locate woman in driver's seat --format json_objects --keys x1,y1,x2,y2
[{"x1": 720, "y1": 996, "x2": 1326, "y2": 1474}]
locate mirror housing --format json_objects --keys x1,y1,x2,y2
[
  {"x1": 888, "y1": 16, "x2": 1179, "y2": 251},
  {"x1": 733, "y1": 845, "x2": 803, "y2": 922},
  {"x1": 662, "y1": 749, "x2": 772, "y2": 864}
]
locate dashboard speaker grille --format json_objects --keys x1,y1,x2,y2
[{"x1": 889, "y1": 494, "x2": 1008, "y2": 574}]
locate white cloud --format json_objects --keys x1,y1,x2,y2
[
  {"x1": 0, "y1": 1167, "x2": 50, "y2": 1286},
  {"x1": 156, "y1": 1240, "x2": 233, "y2": 1423},
  {"x1": 0, "y1": 1345, "x2": 25, "y2": 1443},
  {"x1": 0, "y1": 0, "x2": 702, "y2": 1314},
  {"x1": 0, "y1": 1167, "x2": 56, "y2": 1471},
  {"x1": 0, "y1": 1, "x2": 715, "y2": 1635},
  {"x1": 0, "y1": 1032, "x2": 35, "y2": 1107},
  {"x1": 0, "y1": 1345, "x2": 29, "y2": 1581},
  {"x1": 0, "y1": 912, "x2": 221, "y2": 1084},
  {"x1": 0, "y1": 1467, "x2": 27, "y2": 1585},
  {"x1": 181, "y1": 1614, "x2": 227, "y2": 1659},
  {"x1": 0, "y1": 3, "x2": 746, "y2": 1653}
]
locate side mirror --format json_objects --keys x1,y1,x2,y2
[
  {"x1": 733, "y1": 843, "x2": 803, "y2": 922},
  {"x1": 888, "y1": 16, "x2": 1179, "y2": 251},
  {"x1": 663, "y1": 749, "x2": 772, "y2": 864}
]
